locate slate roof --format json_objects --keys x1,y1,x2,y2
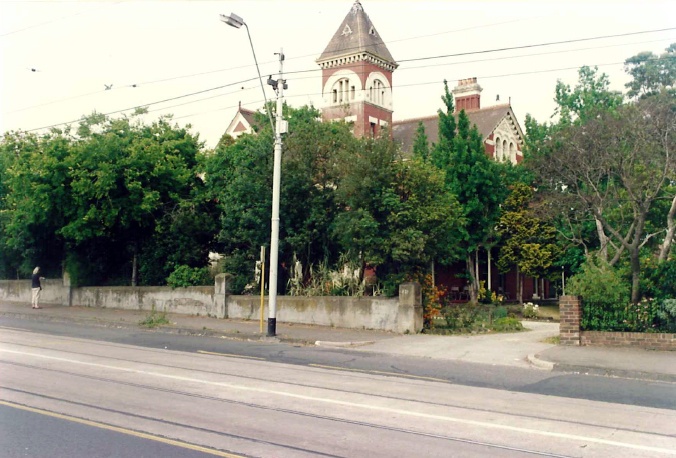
[
  {"x1": 317, "y1": 0, "x2": 396, "y2": 67},
  {"x1": 225, "y1": 105, "x2": 263, "y2": 138},
  {"x1": 392, "y1": 104, "x2": 523, "y2": 156},
  {"x1": 239, "y1": 107, "x2": 258, "y2": 128}
]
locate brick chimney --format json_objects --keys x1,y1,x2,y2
[{"x1": 452, "y1": 77, "x2": 482, "y2": 112}]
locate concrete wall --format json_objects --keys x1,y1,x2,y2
[
  {"x1": 71, "y1": 286, "x2": 217, "y2": 316},
  {"x1": 0, "y1": 276, "x2": 422, "y2": 334},
  {"x1": 0, "y1": 279, "x2": 70, "y2": 306}
]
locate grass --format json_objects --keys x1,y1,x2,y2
[
  {"x1": 139, "y1": 310, "x2": 170, "y2": 328},
  {"x1": 542, "y1": 335, "x2": 560, "y2": 345}
]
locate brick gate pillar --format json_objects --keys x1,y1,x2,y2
[{"x1": 559, "y1": 295, "x2": 582, "y2": 346}]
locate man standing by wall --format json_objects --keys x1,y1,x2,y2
[{"x1": 31, "y1": 267, "x2": 44, "y2": 309}]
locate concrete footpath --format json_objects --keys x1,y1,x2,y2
[{"x1": 1, "y1": 301, "x2": 674, "y2": 382}]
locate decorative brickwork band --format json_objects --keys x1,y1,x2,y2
[{"x1": 559, "y1": 295, "x2": 582, "y2": 346}]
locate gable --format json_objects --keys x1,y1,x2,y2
[
  {"x1": 225, "y1": 108, "x2": 262, "y2": 139},
  {"x1": 392, "y1": 105, "x2": 524, "y2": 162}
]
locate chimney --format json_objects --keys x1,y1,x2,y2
[{"x1": 452, "y1": 77, "x2": 482, "y2": 112}]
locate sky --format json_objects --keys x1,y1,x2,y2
[{"x1": 1, "y1": 0, "x2": 675, "y2": 149}]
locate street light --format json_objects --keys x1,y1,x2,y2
[
  {"x1": 221, "y1": 13, "x2": 286, "y2": 337},
  {"x1": 219, "y1": 13, "x2": 274, "y2": 132}
]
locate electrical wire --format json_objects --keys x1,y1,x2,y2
[
  {"x1": 15, "y1": 28, "x2": 675, "y2": 133},
  {"x1": 398, "y1": 27, "x2": 676, "y2": 63}
]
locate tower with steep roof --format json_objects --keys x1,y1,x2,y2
[{"x1": 316, "y1": 1, "x2": 398, "y2": 137}]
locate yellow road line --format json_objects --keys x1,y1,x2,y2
[
  {"x1": 309, "y1": 363, "x2": 450, "y2": 383},
  {"x1": 0, "y1": 400, "x2": 243, "y2": 458},
  {"x1": 0, "y1": 326, "x2": 32, "y2": 332},
  {"x1": 197, "y1": 350, "x2": 265, "y2": 360}
]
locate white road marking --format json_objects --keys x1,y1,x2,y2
[{"x1": 2, "y1": 348, "x2": 674, "y2": 455}]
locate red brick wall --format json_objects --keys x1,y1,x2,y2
[
  {"x1": 558, "y1": 295, "x2": 676, "y2": 349},
  {"x1": 581, "y1": 331, "x2": 676, "y2": 350},
  {"x1": 559, "y1": 295, "x2": 582, "y2": 346}
]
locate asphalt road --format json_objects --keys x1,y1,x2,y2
[
  {"x1": 0, "y1": 403, "x2": 217, "y2": 458},
  {"x1": 2, "y1": 322, "x2": 675, "y2": 457},
  {"x1": 2, "y1": 317, "x2": 675, "y2": 410}
]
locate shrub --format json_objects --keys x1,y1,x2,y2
[
  {"x1": 492, "y1": 305, "x2": 508, "y2": 320},
  {"x1": 567, "y1": 257, "x2": 630, "y2": 330},
  {"x1": 656, "y1": 298, "x2": 676, "y2": 332},
  {"x1": 166, "y1": 265, "x2": 212, "y2": 288},
  {"x1": 441, "y1": 303, "x2": 486, "y2": 331},
  {"x1": 642, "y1": 258, "x2": 676, "y2": 301},
  {"x1": 491, "y1": 317, "x2": 524, "y2": 332},
  {"x1": 522, "y1": 302, "x2": 539, "y2": 319}
]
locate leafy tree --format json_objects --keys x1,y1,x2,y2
[
  {"x1": 430, "y1": 80, "x2": 456, "y2": 171},
  {"x1": 497, "y1": 183, "x2": 559, "y2": 303},
  {"x1": 202, "y1": 129, "x2": 273, "y2": 293},
  {"x1": 412, "y1": 121, "x2": 430, "y2": 161},
  {"x1": 553, "y1": 66, "x2": 624, "y2": 125},
  {"x1": 204, "y1": 105, "x2": 354, "y2": 293},
  {"x1": 624, "y1": 43, "x2": 676, "y2": 100},
  {"x1": 0, "y1": 130, "x2": 71, "y2": 278},
  {"x1": 529, "y1": 93, "x2": 676, "y2": 303},
  {"x1": 334, "y1": 136, "x2": 463, "y2": 283},
  {"x1": 279, "y1": 106, "x2": 355, "y2": 273},
  {"x1": 447, "y1": 113, "x2": 506, "y2": 301},
  {"x1": 524, "y1": 66, "x2": 629, "y2": 266},
  {"x1": 61, "y1": 114, "x2": 207, "y2": 286}
]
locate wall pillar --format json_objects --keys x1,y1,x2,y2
[
  {"x1": 214, "y1": 273, "x2": 233, "y2": 319},
  {"x1": 398, "y1": 282, "x2": 422, "y2": 333},
  {"x1": 63, "y1": 271, "x2": 72, "y2": 307},
  {"x1": 559, "y1": 295, "x2": 582, "y2": 346}
]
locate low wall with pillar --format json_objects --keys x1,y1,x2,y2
[
  {"x1": 0, "y1": 275, "x2": 422, "y2": 334},
  {"x1": 559, "y1": 295, "x2": 676, "y2": 350},
  {"x1": 226, "y1": 282, "x2": 422, "y2": 334}
]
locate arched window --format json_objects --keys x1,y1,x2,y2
[
  {"x1": 369, "y1": 79, "x2": 384, "y2": 105},
  {"x1": 495, "y1": 136, "x2": 501, "y2": 161},
  {"x1": 332, "y1": 78, "x2": 350, "y2": 104},
  {"x1": 509, "y1": 142, "x2": 516, "y2": 163}
]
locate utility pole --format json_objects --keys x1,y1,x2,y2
[{"x1": 267, "y1": 49, "x2": 287, "y2": 337}]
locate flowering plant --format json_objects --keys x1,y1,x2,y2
[{"x1": 523, "y1": 302, "x2": 539, "y2": 319}]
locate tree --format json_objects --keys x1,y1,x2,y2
[
  {"x1": 624, "y1": 43, "x2": 676, "y2": 100},
  {"x1": 0, "y1": 130, "x2": 72, "y2": 278},
  {"x1": 334, "y1": 136, "x2": 463, "y2": 283},
  {"x1": 412, "y1": 121, "x2": 430, "y2": 161},
  {"x1": 59, "y1": 116, "x2": 208, "y2": 285},
  {"x1": 430, "y1": 80, "x2": 456, "y2": 171},
  {"x1": 553, "y1": 66, "x2": 624, "y2": 125},
  {"x1": 202, "y1": 127, "x2": 274, "y2": 293},
  {"x1": 497, "y1": 183, "x2": 559, "y2": 303},
  {"x1": 530, "y1": 93, "x2": 676, "y2": 303},
  {"x1": 442, "y1": 111, "x2": 506, "y2": 301},
  {"x1": 204, "y1": 105, "x2": 355, "y2": 293},
  {"x1": 524, "y1": 67, "x2": 628, "y2": 266}
]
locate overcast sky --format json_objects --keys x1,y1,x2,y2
[{"x1": 1, "y1": 0, "x2": 674, "y2": 148}]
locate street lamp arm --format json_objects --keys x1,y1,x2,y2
[
  {"x1": 242, "y1": 23, "x2": 275, "y2": 133},
  {"x1": 220, "y1": 13, "x2": 274, "y2": 133}
]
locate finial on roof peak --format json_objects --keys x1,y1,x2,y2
[{"x1": 352, "y1": 0, "x2": 363, "y2": 13}]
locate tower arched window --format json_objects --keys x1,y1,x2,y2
[
  {"x1": 332, "y1": 78, "x2": 351, "y2": 104},
  {"x1": 369, "y1": 79, "x2": 385, "y2": 105}
]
